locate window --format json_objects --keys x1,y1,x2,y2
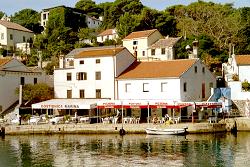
[
  {"x1": 143, "y1": 83, "x2": 149, "y2": 92},
  {"x1": 194, "y1": 66, "x2": 197, "y2": 73},
  {"x1": 161, "y1": 48, "x2": 165, "y2": 55},
  {"x1": 107, "y1": 35, "x2": 109, "y2": 40},
  {"x1": 1, "y1": 33, "x2": 4, "y2": 39},
  {"x1": 69, "y1": 60, "x2": 74, "y2": 66},
  {"x1": 94, "y1": 21, "x2": 95, "y2": 24},
  {"x1": 10, "y1": 34, "x2": 13, "y2": 40},
  {"x1": 133, "y1": 41, "x2": 138, "y2": 45},
  {"x1": 96, "y1": 59, "x2": 100, "y2": 64},
  {"x1": 23, "y1": 36, "x2": 26, "y2": 42},
  {"x1": 184, "y1": 82, "x2": 187, "y2": 92},
  {"x1": 142, "y1": 51, "x2": 145, "y2": 56},
  {"x1": 151, "y1": 49, "x2": 155, "y2": 56},
  {"x1": 209, "y1": 82, "x2": 213, "y2": 88},
  {"x1": 67, "y1": 73, "x2": 72, "y2": 81},
  {"x1": 161, "y1": 82, "x2": 168, "y2": 92},
  {"x1": 96, "y1": 89, "x2": 101, "y2": 98},
  {"x1": 76, "y1": 72, "x2": 87, "y2": 80},
  {"x1": 67, "y1": 90, "x2": 72, "y2": 98},
  {"x1": 95, "y1": 72, "x2": 101, "y2": 80},
  {"x1": 20, "y1": 77, "x2": 25, "y2": 85},
  {"x1": 79, "y1": 89, "x2": 85, "y2": 98},
  {"x1": 125, "y1": 83, "x2": 131, "y2": 92},
  {"x1": 43, "y1": 13, "x2": 46, "y2": 20},
  {"x1": 34, "y1": 78, "x2": 37, "y2": 84},
  {"x1": 79, "y1": 60, "x2": 84, "y2": 64},
  {"x1": 202, "y1": 67, "x2": 205, "y2": 74}
]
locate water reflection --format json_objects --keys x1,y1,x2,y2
[{"x1": 0, "y1": 133, "x2": 250, "y2": 167}]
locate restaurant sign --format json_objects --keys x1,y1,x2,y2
[{"x1": 41, "y1": 104, "x2": 80, "y2": 109}]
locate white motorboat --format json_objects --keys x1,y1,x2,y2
[{"x1": 145, "y1": 127, "x2": 187, "y2": 135}]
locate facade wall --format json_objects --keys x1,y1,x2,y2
[
  {"x1": 238, "y1": 66, "x2": 250, "y2": 82},
  {"x1": 122, "y1": 31, "x2": 163, "y2": 60},
  {"x1": 148, "y1": 47, "x2": 174, "y2": 60},
  {"x1": 117, "y1": 78, "x2": 181, "y2": 100},
  {"x1": 228, "y1": 81, "x2": 250, "y2": 100},
  {"x1": 0, "y1": 25, "x2": 33, "y2": 51},
  {"x1": 86, "y1": 16, "x2": 102, "y2": 29},
  {"x1": 0, "y1": 60, "x2": 44, "y2": 112},
  {"x1": 54, "y1": 56, "x2": 115, "y2": 99},
  {"x1": 180, "y1": 60, "x2": 216, "y2": 101},
  {"x1": 97, "y1": 34, "x2": 118, "y2": 43},
  {"x1": 115, "y1": 49, "x2": 135, "y2": 77}
]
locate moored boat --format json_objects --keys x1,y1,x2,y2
[{"x1": 145, "y1": 127, "x2": 188, "y2": 135}]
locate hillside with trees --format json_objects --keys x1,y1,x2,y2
[{"x1": 1, "y1": 0, "x2": 249, "y2": 73}]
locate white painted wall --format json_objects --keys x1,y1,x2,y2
[
  {"x1": 86, "y1": 16, "x2": 102, "y2": 29},
  {"x1": 123, "y1": 31, "x2": 163, "y2": 60},
  {"x1": 117, "y1": 78, "x2": 181, "y2": 101},
  {"x1": 117, "y1": 59, "x2": 216, "y2": 102},
  {"x1": 148, "y1": 47, "x2": 174, "y2": 60},
  {"x1": 181, "y1": 60, "x2": 216, "y2": 101},
  {"x1": 97, "y1": 33, "x2": 118, "y2": 43},
  {"x1": 238, "y1": 66, "x2": 250, "y2": 82},
  {"x1": 0, "y1": 24, "x2": 33, "y2": 51},
  {"x1": 228, "y1": 81, "x2": 250, "y2": 100}
]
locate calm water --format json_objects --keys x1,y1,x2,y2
[{"x1": 0, "y1": 133, "x2": 250, "y2": 167}]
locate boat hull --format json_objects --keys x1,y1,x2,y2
[{"x1": 145, "y1": 127, "x2": 187, "y2": 135}]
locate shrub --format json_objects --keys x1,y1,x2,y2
[
  {"x1": 242, "y1": 80, "x2": 250, "y2": 91},
  {"x1": 232, "y1": 74, "x2": 239, "y2": 81}
]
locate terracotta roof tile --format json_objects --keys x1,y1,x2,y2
[
  {"x1": 0, "y1": 20, "x2": 33, "y2": 33},
  {"x1": 151, "y1": 37, "x2": 182, "y2": 48},
  {"x1": 235, "y1": 55, "x2": 250, "y2": 65},
  {"x1": 118, "y1": 59, "x2": 198, "y2": 79},
  {"x1": 0, "y1": 58, "x2": 12, "y2": 68},
  {"x1": 75, "y1": 47, "x2": 125, "y2": 58},
  {"x1": 98, "y1": 29, "x2": 116, "y2": 36},
  {"x1": 123, "y1": 29, "x2": 158, "y2": 40}
]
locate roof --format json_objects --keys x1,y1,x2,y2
[
  {"x1": 0, "y1": 20, "x2": 33, "y2": 33},
  {"x1": 75, "y1": 47, "x2": 125, "y2": 58},
  {"x1": 0, "y1": 58, "x2": 12, "y2": 68},
  {"x1": 117, "y1": 59, "x2": 198, "y2": 79},
  {"x1": 98, "y1": 29, "x2": 116, "y2": 36},
  {"x1": 123, "y1": 29, "x2": 158, "y2": 40},
  {"x1": 150, "y1": 37, "x2": 182, "y2": 48},
  {"x1": 235, "y1": 55, "x2": 250, "y2": 65}
]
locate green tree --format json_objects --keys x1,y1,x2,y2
[
  {"x1": 116, "y1": 12, "x2": 140, "y2": 38},
  {"x1": 11, "y1": 9, "x2": 42, "y2": 33},
  {"x1": 16, "y1": 83, "x2": 54, "y2": 103},
  {"x1": 75, "y1": 0, "x2": 101, "y2": 17},
  {"x1": 0, "y1": 11, "x2": 5, "y2": 18}
]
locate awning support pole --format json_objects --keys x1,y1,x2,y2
[
  {"x1": 121, "y1": 102, "x2": 124, "y2": 129},
  {"x1": 147, "y1": 102, "x2": 149, "y2": 124}
]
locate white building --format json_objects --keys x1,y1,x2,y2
[
  {"x1": 223, "y1": 54, "x2": 250, "y2": 100},
  {"x1": 54, "y1": 46, "x2": 135, "y2": 100},
  {"x1": 122, "y1": 29, "x2": 163, "y2": 61},
  {"x1": 117, "y1": 59, "x2": 216, "y2": 102},
  {"x1": 97, "y1": 29, "x2": 118, "y2": 43},
  {"x1": 148, "y1": 37, "x2": 182, "y2": 60},
  {"x1": 0, "y1": 58, "x2": 48, "y2": 114},
  {"x1": 40, "y1": 6, "x2": 102, "y2": 30},
  {"x1": 0, "y1": 20, "x2": 33, "y2": 54}
]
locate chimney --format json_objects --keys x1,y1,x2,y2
[
  {"x1": 192, "y1": 39, "x2": 199, "y2": 58},
  {"x1": 38, "y1": 51, "x2": 42, "y2": 68},
  {"x1": 59, "y1": 55, "x2": 65, "y2": 68}
]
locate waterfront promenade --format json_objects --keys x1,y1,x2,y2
[{"x1": 2, "y1": 117, "x2": 250, "y2": 135}]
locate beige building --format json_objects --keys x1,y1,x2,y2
[
  {"x1": 122, "y1": 29, "x2": 163, "y2": 61},
  {"x1": 97, "y1": 29, "x2": 118, "y2": 43},
  {"x1": 0, "y1": 19, "x2": 33, "y2": 55}
]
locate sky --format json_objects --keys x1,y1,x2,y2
[{"x1": 1, "y1": 0, "x2": 250, "y2": 16}]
